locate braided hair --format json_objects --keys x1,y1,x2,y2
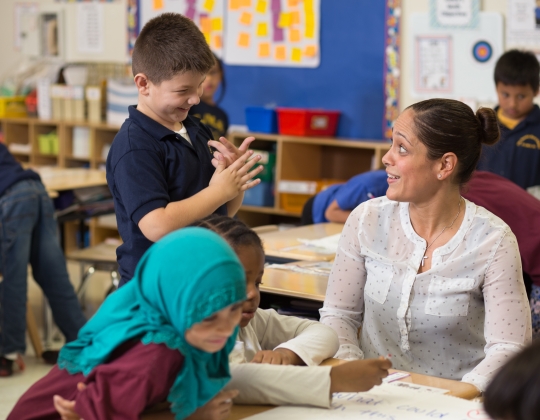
[{"x1": 189, "y1": 215, "x2": 263, "y2": 253}]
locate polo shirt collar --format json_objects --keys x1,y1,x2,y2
[
  {"x1": 495, "y1": 104, "x2": 540, "y2": 132},
  {"x1": 127, "y1": 105, "x2": 202, "y2": 143}
]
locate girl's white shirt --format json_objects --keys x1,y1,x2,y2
[
  {"x1": 226, "y1": 308, "x2": 339, "y2": 407},
  {"x1": 320, "y1": 196, "x2": 531, "y2": 392}
]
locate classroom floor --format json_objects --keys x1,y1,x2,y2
[{"x1": 0, "y1": 262, "x2": 112, "y2": 417}]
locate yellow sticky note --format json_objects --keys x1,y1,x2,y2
[
  {"x1": 200, "y1": 17, "x2": 212, "y2": 34},
  {"x1": 211, "y1": 17, "x2": 223, "y2": 31},
  {"x1": 290, "y1": 11, "x2": 300, "y2": 25},
  {"x1": 152, "y1": 0, "x2": 163, "y2": 10},
  {"x1": 304, "y1": 45, "x2": 317, "y2": 57},
  {"x1": 304, "y1": 0, "x2": 314, "y2": 13},
  {"x1": 255, "y1": 0, "x2": 267, "y2": 13},
  {"x1": 256, "y1": 22, "x2": 268, "y2": 37},
  {"x1": 278, "y1": 12, "x2": 292, "y2": 28},
  {"x1": 289, "y1": 29, "x2": 301, "y2": 42},
  {"x1": 241, "y1": 0, "x2": 252, "y2": 6},
  {"x1": 203, "y1": 0, "x2": 215, "y2": 12},
  {"x1": 258, "y1": 42, "x2": 270, "y2": 57},
  {"x1": 291, "y1": 47, "x2": 302, "y2": 62},
  {"x1": 213, "y1": 35, "x2": 222, "y2": 49},
  {"x1": 204, "y1": 33, "x2": 211, "y2": 45},
  {"x1": 305, "y1": 24, "x2": 315, "y2": 38},
  {"x1": 275, "y1": 45, "x2": 287, "y2": 60},
  {"x1": 238, "y1": 32, "x2": 250, "y2": 48},
  {"x1": 229, "y1": 0, "x2": 242, "y2": 10},
  {"x1": 239, "y1": 11, "x2": 252, "y2": 25},
  {"x1": 288, "y1": 0, "x2": 300, "y2": 7}
]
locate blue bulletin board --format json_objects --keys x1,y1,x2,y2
[{"x1": 133, "y1": 0, "x2": 392, "y2": 139}]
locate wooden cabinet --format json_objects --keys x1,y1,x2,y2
[
  {"x1": 0, "y1": 117, "x2": 120, "y2": 169},
  {"x1": 229, "y1": 132, "x2": 390, "y2": 226}
]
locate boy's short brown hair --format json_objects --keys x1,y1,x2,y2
[{"x1": 132, "y1": 13, "x2": 216, "y2": 84}]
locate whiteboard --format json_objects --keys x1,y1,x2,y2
[{"x1": 408, "y1": 12, "x2": 503, "y2": 103}]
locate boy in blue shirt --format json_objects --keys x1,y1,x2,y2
[
  {"x1": 301, "y1": 170, "x2": 388, "y2": 224},
  {"x1": 107, "y1": 13, "x2": 262, "y2": 286},
  {"x1": 477, "y1": 49, "x2": 540, "y2": 190}
]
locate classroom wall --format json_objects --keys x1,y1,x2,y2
[
  {"x1": 400, "y1": 0, "x2": 507, "y2": 110},
  {"x1": 0, "y1": 1, "x2": 514, "y2": 121}
]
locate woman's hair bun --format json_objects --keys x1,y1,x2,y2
[{"x1": 475, "y1": 107, "x2": 500, "y2": 146}]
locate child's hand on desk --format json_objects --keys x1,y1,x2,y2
[
  {"x1": 185, "y1": 389, "x2": 239, "y2": 420},
  {"x1": 250, "y1": 348, "x2": 303, "y2": 365},
  {"x1": 329, "y1": 358, "x2": 392, "y2": 394},
  {"x1": 53, "y1": 382, "x2": 87, "y2": 420},
  {"x1": 208, "y1": 136, "x2": 255, "y2": 168},
  {"x1": 209, "y1": 151, "x2": 263, "y2": 200}
]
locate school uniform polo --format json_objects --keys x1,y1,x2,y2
[
  {"x1": 106, "y1": 106, "x2": 226, "y2": 284},
  {"x1": 478, "y1": 105, "x2": 540, "y2": 189},
  {"x1": 0, "y1": 143, "x2": 40, "y2": 196}
]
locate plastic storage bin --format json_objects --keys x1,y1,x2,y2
[
  {"x1": 243, "y1": 181, "x2": 274, "y2": 207},
  {"x1": 278, "y1": 179, "x2": 343, "y2": 213},
  {"x1": 0, "y1": 96, "x2": 27, "y2": 118},
  {"x1": 245, "y1": 107, "x2": 278, "y2": 133},
  {"x1": 251, "y1": 149, "x2": 276, "y2": 183},
  {"x1": 276, "y1": 108, "x2": 340, "y2": 137}
]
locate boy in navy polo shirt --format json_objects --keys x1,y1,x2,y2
[
  {"x1": 478, "y1": 49, "x2": 540, "y2": 190},
  {"x1": 106, "y1": 13, "x2": 262, "y2": 286}
]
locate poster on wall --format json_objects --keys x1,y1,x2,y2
[
  {"x1": 138, "y1": 0, "x2": 225, "y2": 57},
  {"x1": 223, "y1": 0, "x2": 321, "y2": 67},
  {"x1": 507, "y1": 0, "x2": 540, "y2": 49},
  {"x1": 430, "y1": 0, "x2": 479, "y2": 28},
  {"x1": 409, "y1": 12, "x2": 502, "y2": 103},
  {"x1": 415, "y1": 36, "x2": 452, "y2": 93}
]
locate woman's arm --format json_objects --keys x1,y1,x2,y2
[
  {"x1": 462, "y1": 231, "x2": 532, "y2": 392},
  {"x1": 319, "y1": 206, "x2": 368, "y2": 360}
]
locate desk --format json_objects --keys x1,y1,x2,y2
[
  {"x1": 261, "y1": 261, "x2": 329, "y2": 302},
  {"x1": 258, "y1": 223, "x2": 344, "y2": 262},
  {"x1": 31, "y1": 167, "x2": 107, "y2": 193},
  {"x1": 141, "y1": 360, "x2": 480, "y2": 420}
]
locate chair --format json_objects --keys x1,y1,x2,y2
[{"x1": 66, "y1": 242, "x2": 119, "y2": 305}]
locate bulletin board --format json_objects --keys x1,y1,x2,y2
[
  {"x1": 132, "y1": 0, "x2": 390, "y2": 139},
  {"x1": 408, "y1": 12, "x2": 503, "y2": 103},
  {"x1": 138, "y1": 0, "x2": 225, "y2": 57},
  {"x1": 223, "y1": 0, "x2": 321, "y2": 67}
]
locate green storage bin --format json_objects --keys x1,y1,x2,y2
[{"x1": 252, "y1": 149, "x2": 276, "y2": 183}]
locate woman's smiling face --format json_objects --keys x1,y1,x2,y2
[{"x1": 382, "y1": 108, "x2": 440, "y2": 203}]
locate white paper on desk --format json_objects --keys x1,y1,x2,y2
[
  {"x1": 265, "y1": 262, "x2": 333, "y2": 276},
  {"x1": 244, "y1": 383, "x2": 491, "y2": 420},
  {"x1": 295, "y1": 233, "x2": 341, "y2": 254}
]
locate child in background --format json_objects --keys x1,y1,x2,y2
[
  {"x1": 189, "y1": 53, "x2": 229, "y2": 140},
  {"x1": 301, "y1": 170, "x2": 388, "y2": 224},
  {"x1": 107, "y1": 13, "x2": 262, "y2": 286},
  {"x1": 8, "y1": 228, "x2": 246, "y2": 420},
  {"x1": 477, "y1": 49, "x2": 540, "y2": 190},
  {"x1": 192, "y1": 215, "x2": 391, "y2": 407},
  {"x1": 484, "y1": 339, "x2": 540, "y2": 420}
]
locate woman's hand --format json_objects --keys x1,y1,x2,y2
[{"x1": 186, "y1": 389, "x2": 239, "y2": 420}]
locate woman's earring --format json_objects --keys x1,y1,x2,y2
[{"x1": 438, "y1": 174, "x2": 442, "y2": 179}]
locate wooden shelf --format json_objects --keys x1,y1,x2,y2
[{"x1": 230, "y1": 131, "x2": 390, "y2": 225}]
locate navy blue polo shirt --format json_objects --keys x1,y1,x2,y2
[
  {"x1": 0, "y1": 143, "x2": 40, "y2": 197},
  {"x1": 106, "y1": 106, "x2": 227, "y2": 284},
  {"x1": 478, "y1": 105, "x2": 540, "y2": 189}
]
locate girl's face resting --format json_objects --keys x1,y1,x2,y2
[
  {"x1": 236, "y1": 245, "x2": 265, "y2": 328},
  {"x1": 185, "y1": 302, "x2": 243, "y2": 352}
]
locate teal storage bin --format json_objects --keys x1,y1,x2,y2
[
  {"x1": 243, "y1": 181, "x2": 274, "y2": 207},
  {"x1": 245, "y1": 107, "x2": 278, "y2": 133}
]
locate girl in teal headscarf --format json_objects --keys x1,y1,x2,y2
[{"x1": 8, "y1": 227, "x2": 246, "y2": 420}]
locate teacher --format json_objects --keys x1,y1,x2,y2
[{"x1": 320, "y1": 98, "x2": 531, "y2": 392}]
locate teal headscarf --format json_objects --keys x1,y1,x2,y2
[{"x1": 58, "y1": 228, "x2": 246, "y2": 419}]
